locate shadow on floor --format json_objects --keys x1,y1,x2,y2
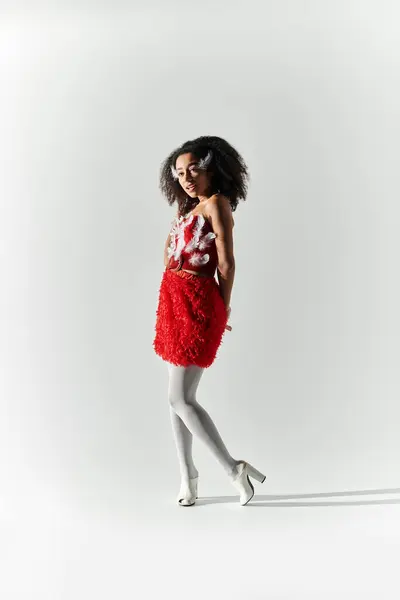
[{"x1": 197, "y1": 487, "x2": 400, "y2": 506}]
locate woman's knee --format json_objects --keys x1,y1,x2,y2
[{"x1": 168, "y1": 390, "x2": 193, "y2": 412}]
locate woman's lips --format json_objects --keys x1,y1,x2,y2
[{"x1": 186, "y1": 184, "x2": 196, "y2": 191}]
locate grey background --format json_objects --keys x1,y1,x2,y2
[{"x1": 1, "y1": 1, "x2": 399, "y2": 598}]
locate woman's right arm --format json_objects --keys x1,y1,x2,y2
[
  {"x1": 164, "y1": 232, "x2": 171, "y2": 267},
  {"x1": 164, "y1": 209, "x2": 180, "y2": 267}
]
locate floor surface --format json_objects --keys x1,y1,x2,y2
[{"x1": 2, "y1": 482, "x2": 399, "y2": 599}]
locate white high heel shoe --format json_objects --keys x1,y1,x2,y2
[
  {"x1": 177, "y1": 475, "x2": 199, "y2": 506},
  {"x1": 229, "y1": 460, "x2": 266, "y2": 505}
]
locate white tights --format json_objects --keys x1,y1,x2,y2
[{"x1": 167, "y1": 363, "x2": 239, "y2": 479}]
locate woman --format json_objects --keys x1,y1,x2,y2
[{"x1": 153, "y1": 135, "x2": 266, "y2": 506}]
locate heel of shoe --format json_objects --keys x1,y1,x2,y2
[{"x1": 247, "y1": 462, "x2": 266, "y2": 483}]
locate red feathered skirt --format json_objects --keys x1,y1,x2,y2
[{"x1": 153, "y1": 269, "x2": 228, "y2": 368}]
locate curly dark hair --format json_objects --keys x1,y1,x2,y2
[{"x1": 159, "y1": 135, "x2": 250, "y2": 217}]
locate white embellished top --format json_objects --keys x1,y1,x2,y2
[{"x1": 166, "y1": 211, "x2": 218, "y2": 276}]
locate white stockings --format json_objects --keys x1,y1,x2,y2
[{"x1": 167, "y1": 363, "x2": 239, "y2": 479}]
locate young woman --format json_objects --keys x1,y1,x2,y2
[{"x1": 153, "y1": 135, "x2": 266, "y2": 506}]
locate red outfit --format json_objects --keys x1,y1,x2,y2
[{"x1": 153, "y1": 211, "x2": 228, "y2": 367}]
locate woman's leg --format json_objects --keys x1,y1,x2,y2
[
  {"x1": 169, "y1": 408, "x2": 199, "y2": 480},
  {"x1": 167, "y1": 363, "x2": 239, "y2": 477},
  {"x1": 168, "y1": 362, "x2": 202, "y2": 480}
]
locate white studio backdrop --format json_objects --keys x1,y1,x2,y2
[{"x1": 0, "y1": 0, "x2": 399, "y2": 530}]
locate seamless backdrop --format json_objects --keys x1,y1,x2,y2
[{"x1": 1, "y1": 2, "x2": 399, "y2": 598}]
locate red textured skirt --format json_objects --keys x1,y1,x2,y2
[{"x1": 153, "y1": 269, "x2": 228, "y2": 368}]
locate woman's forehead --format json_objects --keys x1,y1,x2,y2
[{"x1": 175, "y1": 153, "x2": 198, "y2": 168}]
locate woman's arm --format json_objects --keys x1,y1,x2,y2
[
  {"x1": 164, "y1": 233, "x2": 171, "y2": 267},
  {"x1": 164, "y1": 209, "x2": 180, "y2": 267},
  {"x1": 207, "y1": 195, "x2": 235, "y2": 309}
]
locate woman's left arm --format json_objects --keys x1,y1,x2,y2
[{"x1": 207, "y1": 195, "x2": 235, "y2": 310}]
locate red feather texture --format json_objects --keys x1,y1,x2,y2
[{"x1": 153, "y1": 269, "x2": 228, "y2": 368}]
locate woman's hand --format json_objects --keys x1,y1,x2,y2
[{"x1": 225, "y1": 306, "x2": 232, "y2": 331}]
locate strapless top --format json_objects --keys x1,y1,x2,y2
[{"x1": 166, "y1": 212, "x2": 218, "y2": 277}]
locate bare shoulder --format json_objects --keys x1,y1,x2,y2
[
  {"x1": 205, "y1": 194, "x2": 235, "y2": 227},
  {"x1": 207, "y1": 193, "x2": 230, "y2": 212}
]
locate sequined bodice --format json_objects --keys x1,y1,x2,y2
[{"x1": 166, "y1": 212, "x2": 218, "y2": 276}]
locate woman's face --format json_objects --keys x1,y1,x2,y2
[{"x1": 174, "y1": 152, "x2": 212, "y2": 198}]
